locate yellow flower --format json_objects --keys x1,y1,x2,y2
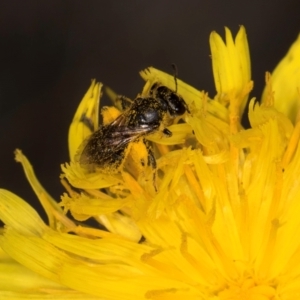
[{"x1": 1, "y1": 26, "x2": 300, "y2": 299}]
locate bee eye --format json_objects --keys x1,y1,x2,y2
[
  {"x1": 138, "y1": 108, "x2": 159, "y2": 125},
  {"x1": 167, "y1": 93, "x2": 186, "y2": 116}
]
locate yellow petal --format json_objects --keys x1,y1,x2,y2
[
  {"x1": 68, "y1": 80, "x2": 102, "y2": 161},
  {"x1": 147, "y1": 123, "x2": 192, "y2": 145},
  {"x1": 210, "y1": 26, "x2": 252, "y2": 117},
  {"x1": 261, "y1": 34, "x2": 300, "y2": 123},
  {"x1": 0, "y1": 247, "x2": 97, "y2": 299},
  {"x1": 61, "y1": 162, "x2": 121, "y2": 189},
  {"x1": 248, "y1": 98, "x2": 294, "y2": 139},
  {"x1": 15, "y1": 149, "x2": 73, "y2": 230},
  {"x1": 0, "y1": 189, "x2": 46, "y2": 235}
]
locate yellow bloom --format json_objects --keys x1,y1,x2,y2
[{"x1": 1, "y1": 26, "x2": 300, "y2": 299}]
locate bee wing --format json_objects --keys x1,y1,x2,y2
[
  {"x1": 76, "y1": 120, "x2": 155, "y2": 168},
  {"x1": 109, "y1": 110, "x2": 129, "y2": 127}
]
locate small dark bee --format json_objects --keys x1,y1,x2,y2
[{"x1": 77, "y1": 70, "x2": 189, "y2": 187}]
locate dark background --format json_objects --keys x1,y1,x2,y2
[{"x1": 1, "y1": 0, "x2": 299, "y2": 217}]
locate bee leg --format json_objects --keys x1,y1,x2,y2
[
  {"x1": 163, "y1": 128, "x2": 172, "y2": 137},
  {"x1": 116, "y1": 95, "x2": 133, "y2": 110},
  {"x1": 144, "y1": 139, "x2": 157, "y2": 191}
]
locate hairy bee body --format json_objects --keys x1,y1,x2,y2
[{"x1": 78, "y1": 81, "x2": 189, "y2": 183}]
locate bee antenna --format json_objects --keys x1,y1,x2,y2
[{"x1": 171, "y1": 63, "x2": 178, "y2": 92}]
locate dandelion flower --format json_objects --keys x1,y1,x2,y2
[{"x1": 1, "y1": 26, "x2": 300, "y2": 299}]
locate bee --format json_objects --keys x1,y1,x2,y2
[{"x1": 77, "y1": 70, "x2": 189, "y2": 188}]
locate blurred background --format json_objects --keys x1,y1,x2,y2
[{"x1": 1, "y1": 0, "x2": 300, "y2": 217}]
